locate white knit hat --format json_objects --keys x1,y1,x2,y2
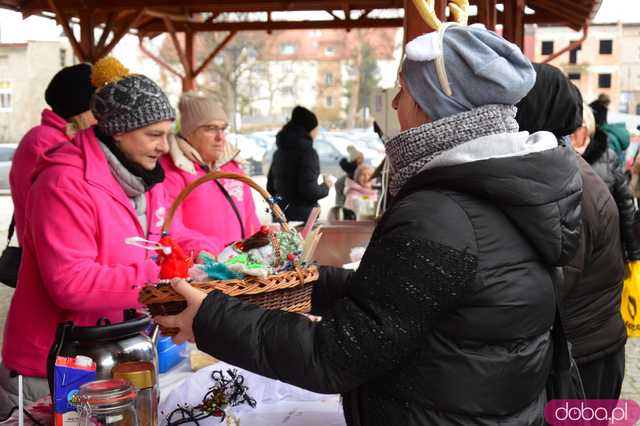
[{"x1": 178, "y1": 92, "x2": 228, "y2": 137}]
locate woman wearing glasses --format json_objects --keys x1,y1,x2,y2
[{"x1": 161, "y1": 92, "x2": 261, "y2": 253}]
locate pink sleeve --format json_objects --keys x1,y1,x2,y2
[
  {"x1": 157, "y1": 177, "x2": 225, "y2": 256},
  {"x1": 243, "y1": 183, "x2": 262, "y2": 236},
  {"x1": 29, "y1": 186, "x2": 159, "y2": 312},
  {"x1": 168, "y1": 207, "x2": 226, "y2": 256}
]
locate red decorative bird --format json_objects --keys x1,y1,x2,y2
[{"x1": 156, "y1": 236, "x2": 193, "y2": 280}]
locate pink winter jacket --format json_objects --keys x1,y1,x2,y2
[
  {"x1": 9, "y1": 109, "x2": 69, "y2": 244},
  {"x1": 160, "y1": 151, "x2": 261, "y2": 253},
  {"x1": 344, "y1": 178, "x2": 379, "y2": 212},
  {"x1": 2, "y1": 128, "x2": 218, "y2": 378}
]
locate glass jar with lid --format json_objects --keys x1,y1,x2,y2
[
  {"x1": 78, "y1": 379, "x2": 138, "y2": 426},
  {"x1": 112, "y1": 361, "x2": 158, "y2": 426}
]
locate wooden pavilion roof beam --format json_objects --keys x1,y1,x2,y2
[
  {"x1": 527, "y1": 0, "x2": 594, "y2": 30},
  {"x1": 139, "y1": 20, "x2": 236, "y2": 92},
  {"x1": 18, "y1": 0, "x2": 404, "y2": 13},
  {"x1": 138, "y1": 16, "x2": 403, "y2": 34},
  {"x1": 46, "y1": 0, "x2": 87, "y2": 61},
  {"x1": 97, "y1": 8, "x2": 145, "y2": 58},
  {"x1": 358, "y1": 8, "x2": 372, "y2": 19},
  {"x1": 325, "y1": 9, "x2": 342, "y2": 20},
  {"x1": 96, "y1": 11, "x2": 118, "y2": 49}
]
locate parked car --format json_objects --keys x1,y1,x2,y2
[{"x1": 0, "y1": 144, "x2": 17, "y2": 193}]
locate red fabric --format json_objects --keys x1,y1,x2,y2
[{"x1": 157, "y1": 236, "x2": 193, "y2": 279}]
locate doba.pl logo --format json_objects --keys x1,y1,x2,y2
[{"x1": 545, "y1": 400, "x2": 640, "y2": 425}]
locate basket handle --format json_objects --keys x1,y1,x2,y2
[{"x1": 162, "y1": 171, "x2": 289, "y2": 235}]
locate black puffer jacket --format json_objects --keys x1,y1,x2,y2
[
  {"x1": 515, "y1": 62, "x2": 627, "y2": 364},
  {"x1": 583, "y1": 128, "x2": 640, "y2": 260},
  {"x1": 267, "y1": 123, "x2": 329, "y2": 221},
  {"x1": 562, "y1": 158, "x2": 626, "y2": 363},
  {"x1": 193, "y1": 134, "x2": 582, "y2": 425}
]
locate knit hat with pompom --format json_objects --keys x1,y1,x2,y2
[{"x1": 90, "y1": 57, "x2": 175, "y2": 135}]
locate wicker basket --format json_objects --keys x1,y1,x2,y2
[{"x1": 138, "y1": 171, "x2": 319, "y2": 336}]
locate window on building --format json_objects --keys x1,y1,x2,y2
[
  {"x1": 568, "y1": 73, "x2": 581, "y2": 81},
  {"x1": 280, "y1": 43, "x2": 296, "y2": 55},
  {"x1": 325, "y1": 72, "x2": 333, "y2": 85},
  {"x1": 0, "y1": 80, "x2": 12, "y2": 112},
  {"x1": 541, "y1": 41, "x2": 554, "y2": 55},
  {"x1": 598, "y1": 73, "x2": 612, "y2": 89},
  {"x1": 325, "y1": 46, "x2": 335, "y2": 56},
  {"x1": 59, "y1": 48, "x2": 66, "y2": 67},
  {"x1": 325, "y1": 96, "x2": 333, "y2": 107},
  {"x1": 636, "y1": 104, "x2": 640, "y2": 116},
  {"x1": 599, "y1": 39, "x2": 613, "y2": 54},
  {"x1": 569, "y1": 44, "x2": 581, "y2": 64},
  {"x1": 281, "y1": 86, "x2": 294, "y2": 96}
]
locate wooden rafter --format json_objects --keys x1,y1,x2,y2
[
  {"x1": 21, "y1": 0, "x2": 406, "y2": 13},
  {"x1": 358, "y1": 9, "x2": 372, "y2": 20},
  {"x1": 47, "y1": 0, "x2": 86, "y2": 61},
  {"x1": 96, "y1": 11, "x2": 118, "y2": 51},
  {"x1": 163, "y1": 15, "x2": 190, "y2": 74},
  {"x1": 326, "y1": 10, "x2": 342, "y2": 20},
  {"x1": 193, "y1": 31, "x2": 236, "y2": 76},
  {"x1": 138, "y1": 35, "x2": 183, "y2": 78},
  {"x1": 205, "y1": 12, "x2": 218, "y2": 24},
  {"x1": 139, "y1": 28, "x2": 235, "y2": 91},
  {"x1": 97, "y1": 8, "x2": 145, "y2": 58},
  {"x1": 528, "y1": 0, "x2": 589, "y2": 29},
  {"x1": 139, "y1": 17, "x2": 403, "y2": 33}
]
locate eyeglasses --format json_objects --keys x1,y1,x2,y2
[{"x1": 200, "y1": 124, "x2": 228, "y2": 135}]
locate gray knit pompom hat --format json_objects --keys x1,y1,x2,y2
[{"x1": 90, "y1": 57, "x2": 175, "y2": 135}]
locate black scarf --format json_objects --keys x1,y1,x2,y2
[{"x1": 95, "y1": 127, "x2": 165, "y2": 190}]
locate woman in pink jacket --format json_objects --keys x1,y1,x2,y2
[
  {"x1": 10, "y1": 63, "x2": 96, "y2": 244},
  {"x1": 0, "y1": 58, "x2": 217, "y2": 414},
  {"x1": 344, "y1": 163, "x2": 378, "y2": 213},
  {"x1": 160, "y1": 92, "x2": 261, "y2": 253}
]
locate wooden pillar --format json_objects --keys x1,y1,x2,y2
[
  {"x1": 79, "y1": 9, "x2": 95, "y2": 62},
  {"x1": 503, "y1": 0, "x2": 525, "y2": 48},
  {"x1": 183, "y1": 30, "x2": 195, "y2": 92},
  {"x1": 140, "y1": 30, "x2": 236, "y2": 93},
  {"x1": 405, "y1": 0, "x2": 445, "y2": 43},
  {"x1": 478, "y1": 0, "x2": 497, "y2": 31}
]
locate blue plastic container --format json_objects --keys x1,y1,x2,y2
[{"x1": 157, "y1": 335, "x2": 187, "y2": 373}]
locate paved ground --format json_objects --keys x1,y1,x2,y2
[
  {"x1": 0, "y1": 193, "x2": 637, "y2": 405},
  {"x1": 622, "y1": 337, "x2": 640, "y2": 402}
]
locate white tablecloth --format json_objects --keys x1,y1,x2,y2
[{"x1": 159, "y1": 360, "x2": 346, "y2": 426}]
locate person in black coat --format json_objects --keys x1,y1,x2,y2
[
  {"x1": 516, "y1": 62, "x2": 627, "y2": 400},
  {"x1": 267, "y1": 106, "x2": 331, "y2": 221},
  {"x1": 156, "y1": 26, "x2": 582, "y2": 425},
  {"x1": 573, "y1": 105, "x2": 640, "y2": 262}
]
